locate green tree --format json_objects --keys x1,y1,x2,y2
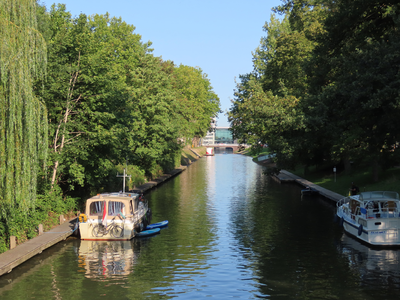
[
  {"x1": 172, "y1": 64, "x2": 220, "y2": 140},
  {"x1": 306, "y1": 0, "x2": 400, "y2": 179},
  {"x1": 229, "y1": 75, "x2": 304, "y2": 168},
  {"x1": 229, "y1": 13, "x2": 310, "y2": 168},
  {"x1": 35, "y1": 5, "x2": 151, "y2": 194},
  {"x1": 0, "y1": 0, "x2": 48, "y2": 217}
]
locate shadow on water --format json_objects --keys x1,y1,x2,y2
[{"x1": 1, "y1": 155, "x2": 400, "y2": 299}]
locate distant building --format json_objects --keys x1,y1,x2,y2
[
  {"x1": 215, "y1": 127, "x2": 236, "y2": 144},
  {"x1": 202, "y1": 118, "x2": 216, "y2": 145},
  {"x1": 202, "y1": 121, "x2": 238, "y2": 145}
]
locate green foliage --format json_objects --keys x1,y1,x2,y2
[
  {"x1": 0, "y1": 1, "x2": 220, "y2": 253},
  {"x1": 114, "y1": 164, "x2": 146, "y2": 191},
  {"x1": 230, "y1": 0, "x2": 400, "y2": 180},
  {"x1": 305, "y1": 0, "x2": 400, "y2": 179},
  {"x1": 172, "y1": 64, "x2": 221, "y2": 138},
  {"x1": 33, "y1": 5, "x2": 220, "y2": 196},
  {"x1": 229, "y1": 73, "x2": 305, "y2": 169},
  {"x1": 0, "y1": 185, "x2": 76, "y2": 254},
  {"x1": 0, "y1": 0, "x2": 48, "y2": 220}
]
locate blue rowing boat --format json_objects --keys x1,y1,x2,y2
[
  {"x1": 146, "y1": 220, "x2": 169, "y2": 229},
  {"x1": 135, "y1": 228, "x2": 160, "y2": 237}
]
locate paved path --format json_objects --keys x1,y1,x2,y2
[
  {"x1": 274, "y1": 170, "x2": 344, "y2": 203},
  {"x1": 0, "y1": 219, "x2": 77, "y2": 277}
]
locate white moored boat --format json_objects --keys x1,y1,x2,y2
[
  {"x1": 78, "y1": 192, "x2": 151, "y2": 240},
  {"x1": 337, "y1": 191, "x2": 400, "y2": 246}
]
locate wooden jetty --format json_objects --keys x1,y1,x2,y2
[
  {"x1": 0, "y1": 219, "x2": 76, "y2": 277},
  {"x1": 273, "y1": 170, "x2": 344, "y2": 203}
]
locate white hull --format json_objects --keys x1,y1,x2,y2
[
  {"x1": 337, "y1": 191, "x2": 400, "y2": 246},
  {"x1": 79, "y1": 220, "x2": 135, "y2": 241}
]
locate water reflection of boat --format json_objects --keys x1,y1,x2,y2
[
  {"x1": 78, "y1": 193, "x2": 151, "y2": 240},
  {"x1": 336, "y1": 191, "x2": 400, "y2": 246},
  {"x1": 77, "y1": 240, "x2": 138, "y2": 279},
  {"x1": 338, "y1": 234, "x2": 400, "y2": 278}
]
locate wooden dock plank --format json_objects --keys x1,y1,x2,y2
[
  {"x1": 0, "y1": 220, "x2": 76, "y2": 277},
  {"x1": 275, "y1": 170, "x2": 344, "y2": 203}
]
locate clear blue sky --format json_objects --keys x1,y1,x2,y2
[{"x1": 42, "y1": 0, "x2": 282, "y2": 127}]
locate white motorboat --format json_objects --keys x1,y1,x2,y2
[
  {"x1": 78, "y1": 192, "x2": 151, "y2": 240},
  {"x1": 336, "y1": 191, "x2": 400, "y2": 246}
]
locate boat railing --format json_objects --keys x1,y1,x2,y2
[
  {"x1": 359, "y1": 206, "x2": 400, "y2": 219},
  {"x1": 337, "y1": 196, "x2": 350, "y2": 208},
  {"x1": 133, "y1": 205, "x2": 148, "y2": 224}
]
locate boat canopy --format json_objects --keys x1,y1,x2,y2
[
  {"x1": 85, "y1": 193, "x2": 140, "y2": 220},
  {"x1": 358, "y1": 191, "x2": 399, "y2": 202}
]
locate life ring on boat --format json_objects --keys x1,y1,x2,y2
[
  {"x1": 358, "y1": 224, "x2": 363, "y2": 236},
  {"x1": 78, "y1": 213, "x2": 87, "y2": 223}
]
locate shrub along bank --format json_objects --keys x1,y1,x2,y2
[{"x1": 0, "y1": 146, "x2": 207, "y2": 254}]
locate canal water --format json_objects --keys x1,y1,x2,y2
[{"x1": 1, "y1": 154, "x2": 400, "y2": 299}]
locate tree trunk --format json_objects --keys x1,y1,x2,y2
[
  {"x1": 50, "y1": 54, "x2": 81, "y2": 189},
  {"x1": 372, "y1": 156, "x2": 380, "y2": 182},
  {"x1": 343, "y1": 153, "x2": 351, "y2": 174}
]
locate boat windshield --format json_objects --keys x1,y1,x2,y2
[
  {"x1": 359, "y1": 191, "x2": 399, "y2": 201},
  {"x1": 108, "y1": 201, "x2": 125, "y2": 216},
  {"x1": 88, "y1": 200, "x2": 126, "y2": 217},
  {"x1": 89, "y1": 201, "x2": 104, "y2": 216}
]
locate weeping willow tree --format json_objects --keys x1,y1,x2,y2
[{"x1": 0, "y1": 0, "x2": 48, "y2": 220}]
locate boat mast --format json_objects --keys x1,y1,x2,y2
[{"x1": 116, "y1": 168, "x2": 131, "y2": 193}]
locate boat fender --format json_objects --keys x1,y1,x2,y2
[
  {"x1": 79, "y1": 213, "x2": 87, "y2": 223},
  {"x1": 339, "y1": 217, "x2": 344, "y2": 227},
  {"x1": 135, "y1": 222, "x2": 143, "y2": 233},
  {"x1": 358, "y1": 224, "x2": 363, "y2": 236},
  {"x1": 147, "y1": 208, "x2": 152, "y2": 224}
]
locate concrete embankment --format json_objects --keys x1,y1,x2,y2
[{"x1": 0, "y1": 163, "x2": 194, "y2": 277}]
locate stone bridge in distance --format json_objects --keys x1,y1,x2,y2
[{"x1": 206, "y1": 144, "x2": 242, "y2": 153}]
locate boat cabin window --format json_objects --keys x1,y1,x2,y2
[
  {"x1": 89, "y1": 201, "x2": 104, "y2": 216},
  {"x1": 350, "y1": 200, "x2": 360, "y2": 214},
  {"x1": 108, "y1": 201, "x2": 125, "y2": 216}
]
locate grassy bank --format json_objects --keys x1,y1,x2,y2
[
  {"x1": 181, "y1": 146, "x2": 206, "y2": 165},
  {"x1": 242, "y1": 147, "x2": 400, "y2": 196},
  {"x1": 288, "y1": 165, "x2": 400, "y2": 197}
]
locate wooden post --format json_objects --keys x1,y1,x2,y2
[
  {"x1": 59, "y1": 215, "x2": 65, "y2": 225},
  {"x1": 10, "y1": 236, "x2": 16, "y2": 250},
  {"x1": 38, "y1": 224, "x2": 43, "y2": 235}
]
